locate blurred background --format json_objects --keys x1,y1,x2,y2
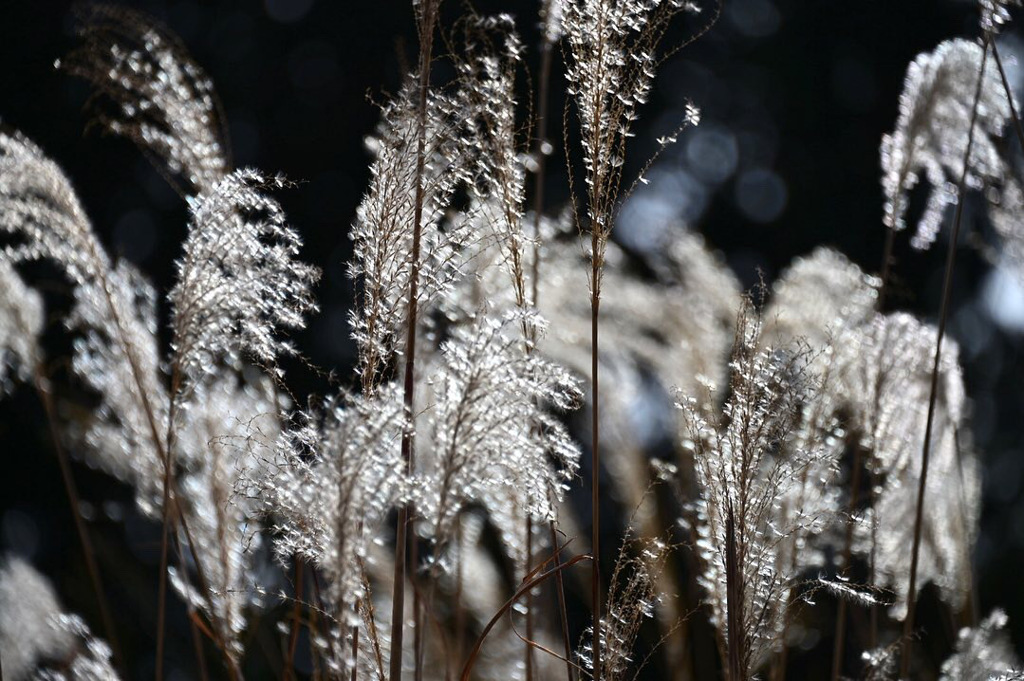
[{"x1": 2, "y1": 0, "x2": 1024, "y2": 678}]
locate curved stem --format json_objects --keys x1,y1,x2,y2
[{"x1": 460, "y1": 554, "x2": 591, "y2": 681}]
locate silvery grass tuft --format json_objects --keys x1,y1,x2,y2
[
  {"x1": 881, "y1": 38, "x2": 1011, "y2": 249},
  {"x1": 57, "y1": 5, "x2": 230, "y2": 196},
  {"x1": 679, "y1": 298, "x2": 845, "y2": 681},
  {"x1": 5, "y1": 1, "x2": 1024, "y2": 680}
]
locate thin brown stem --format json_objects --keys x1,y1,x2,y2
[
  {"x1": 525, "y1": 28, "x2": 555, "y2": 676},
  {"x1": 389, "y1": 4, "x2": 440, "y2": 681},
  {"x1": 352, "y1": 609, "x2": 360, "y2": 681},
  {"x1": 287, "y1": 558, "x2": 305, "y2": 679},
  {"x1": 725, "y1": 507, "x2": 745, "y2": 681},
  {"x1": 460, "y1": 554, "x2": 591, "y2": 681},
  {"x1": 525, "y1": 515, "x2": 535, "y2": 681},
  {"x1": 189, "y1": 610, "x2": 211, "y2": 681},
  {"x1": 390, "y1": 504, "x2": 411, "y2": 681},
  {"x1": 549, "y1": 519, "x2": 575, "y2": 681},
  {"x1": 530, "y1": 23, "x2": 574, "y2": 680},
  {"x1": 830, "y1": 445, "x2": 865, "y2": 681},
  {"x1": 900, "y1": 34, "x2": 990, "y2": 680},
  {"x1": 34, "y1": 371, "x2": 123, "y2": 674},
  {"x1": 591, "y1": 242, "x2": 602, "y2": 681},
  {"x1": 156, "y1": 488, "x2": 173, "y2": 681},
  {"x1": 413, "y1": 517, "x2": 424, "y2": 681}
]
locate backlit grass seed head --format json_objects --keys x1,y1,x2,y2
[
  {"x1": 61, "y1": 6, "x2": 229, "y2": 195},
  {"x1": 881, "y1": 38, "x2": 1012, "y2": 248}
]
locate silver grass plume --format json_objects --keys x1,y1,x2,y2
[
  {"x1": 679, "y1": 300, "x2": 843, "y2": 679},
  {"x1": 578, "y1": 535, "x2": 671, "y2": 681},
  {"x1": 32, "y1": 613, "x2": 120, "y2": 681},
  {"x1": 762, "y1": 247, "x2": 879, "y2": 355},
  {"x1": 0, "y1": 130, "x2": 169, "y2": 503},
  {"x1": 842, "y1": 313, "x2": 979, "y2": 618},
  {"x1": 348, "y1": 78, "x2": 473, "y2": 393},
  {"x1": 860, "y1": 643, "x2": 902, "y2": 681},
  {"x1": 170, "y1": 169, "x2": 318, "y2": 395},
  {"x1": 563, "y1": 0, "x2": 701, "y2": 290},
  {"x1": 881, "y1": 38, "x2": 1012, "y2": 249},
  {"x1": 60, "y1": 6, "x2": 229, "y2": 195},
  {"x1": 940, "y1": 610, "x2": 1023, "y2": 680},
  {"x1": 0, "y1": 557, "x2": 76, "y2": 680},
  {"x1": 0, "y1": 131, "x2": 306, "y2": 659},
  {"x1": 0, "y1": 557, "x2": 118, "y2": 681},
  {"x1": 258, "y1": 386, "x2": 406, "y2": 675},
  {"x1": 168, "y1": 373, "x2": 281, "y2": 659},
  {"x1": 763, "y1": 250, "x2": 980, "y2": 621},
  {"x1": 416, "y1": 310, "x2": 581, "y2": 564},
  {"x1": 0, "y1": 260, "x2": 44, "y2": 389},
  {"x1": 74, "y1": 262, "x2": 168, "y2": 502},
  {"x1": 456, "y1": 16, "x2": 533, "y2": 316}
]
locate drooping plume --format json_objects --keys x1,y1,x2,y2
[
  {"x1": 762, "y1": 247, "x2": 879, "y2": 354},
  {"x1": 842, "y1": 313, "x2": 979, "y2": 618},
  {"x1": 939, "y1": 610, "x2": 1022, "y2": 680},
  {"x1": 61, "y1": 5, "x2": 229, "y2": 195},
  {"x1": 881, "y1": 38, "x2": 1012, "y2": 249},
  {"x1": 170, "y1": 169, "x2": 319, "y2": 396},
  {"x1": 0, "y1": 130, "x2": 168, "y2": 501}
]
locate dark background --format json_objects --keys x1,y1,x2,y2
[{"x1": 2, "y1": 0, "x2": 1024, "y2": 678}]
